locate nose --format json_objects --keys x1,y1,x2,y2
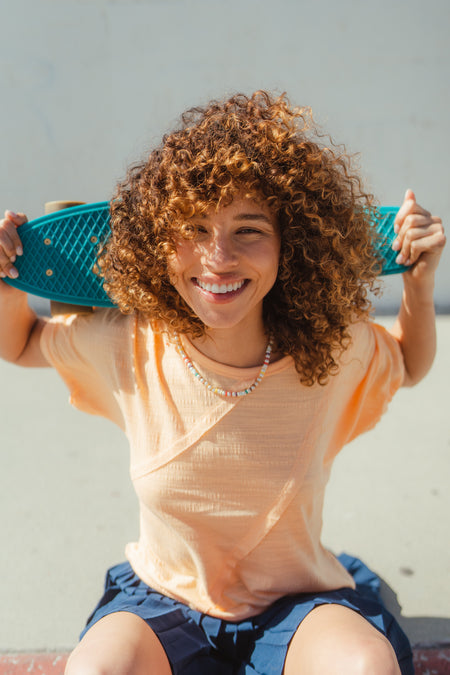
[{"x1": 203, "y1": 233, "x2": 238, "y2": 269}]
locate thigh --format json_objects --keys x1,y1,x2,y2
[
  {"x1": 283, "y1": 604, "x2": 400, "y2": 675},
  {"x1": 65, "y1": 611, "x2": 172, "y2": 675}
]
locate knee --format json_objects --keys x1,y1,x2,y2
[
  {"x1": 64, "y1": 630, "x2": 172, "y2": 675},
  {"x1": 284, "y1": 628, "x2": 401, "y2": 675},
  {"x1": 64, "y1": 650, "x2": 107, "y2": 675},
  {"x1": 347, "y1": 637, "x2": 401, "y2": 675},
  {"x1": 314, "y1": 636, "x2": 401, "y2": 675},
  {"x1": 65, "y1": 646, "x2": 130, "y2": 675}
]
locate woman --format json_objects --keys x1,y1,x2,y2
[{"x1": 0, "y1": 91, "x2": 445, "y2": 674}]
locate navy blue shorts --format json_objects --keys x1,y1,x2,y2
[{"x1": 81, "y1": 554, "x2": 413, "y2": 675}]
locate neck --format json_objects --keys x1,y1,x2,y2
[{"x1": 189, "y1": 324, "x2": 270, "y2": 368}]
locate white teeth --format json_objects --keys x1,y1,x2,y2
[{"x1": 197, "y1": 279, "x2": 245, "y2": 294}]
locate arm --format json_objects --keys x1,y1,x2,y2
[
  {"x1": 389, "y1": 190, "x2": 446, "y2": 387},
  {"x1": 0, "y1": 210, "x2": 50, "y2": 367}
]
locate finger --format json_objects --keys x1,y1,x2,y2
[
  {"x1": 394, "y1": 189, "x2": 416, "y2": 233},
  {"x1": 401, "y1": 230, "x2": 446, "y2": 268},
  {"x1": 0, "y1": 247, "x2": 19, "y2": 279},
  {"x1": 396, "y1": 215, "x2": 443, "y2": 253},
  {"x1": 395, "y1": 218, "x2": 444, "y2": 266},
  {"x1": 4, "y1": 210, "x2": 28, "y2": 227},
  {"x1": 0, "y1": 218, "x2": 24, "y2": 257},
  {"x1": 404, "y1": 188, "x2": 415, "y2": 203},
  {"x1": 392, "y1": 213, "x2": 436, "y2": 253},
  {"x1": 394, "y1": 190, "x2": 431, "y2": 233},
  {"x1": 0, "y1": 268, "x2": 19, "y2": 279}
]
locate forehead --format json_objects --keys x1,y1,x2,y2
[{"x1": 196, "y1": 196, "x2": 278, "y2": 225}]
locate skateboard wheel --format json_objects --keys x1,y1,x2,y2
[{"x1": 44, "y1": 200, "x2": 86, "y2": 214}]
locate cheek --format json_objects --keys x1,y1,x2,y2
[
  {"x1": 168, "y1": 240, "x2": 198, "y2": 272},
  {"x1": 265, "y1": 245, "x2": 281, "y2": 282},
  {"x1": 166, "y1": 244, "x2": 191, "y2": 283},
  {"x1": 166, "y1": 256, "x2": 179, "y2": 286}
]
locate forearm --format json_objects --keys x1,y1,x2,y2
[
  {"x1": 390, "y1": 276, "x2": 437, "y2": 387},
  {"x1": 387, "y1": 189, "x2": 446, "y2": 387},
  {"x1": 0, "y1": 285, "x2": 43, "y2": 364}
]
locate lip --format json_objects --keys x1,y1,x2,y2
[
  {"x1": 193, "y1": 277, "x2": 250, "y2": 302},
  {"x1": 196, "y1": 277, "x2": 246, "y2": 293}
]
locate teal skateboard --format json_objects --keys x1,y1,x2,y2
[
  {"x1": 3, "y1": 202, "x2": 408, "y2": 307},
  {"x1": 4, "y1": 201, "x2": 113, "y2": 307}
]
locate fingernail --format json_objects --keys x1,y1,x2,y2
[
  {"x1": 10, "y1": 254, "x2": 16, "y2": 264},
  {"x1": 393, "y1": 223, "x2": 400, "y2": 234},
  {"x1": 0, "y1": 271, "x2": 5, "y2": 278},
  {"x1": 396, "y1": 254, "x2": 405, "y2": 265},
  {"x1": 392, "y1": 238, "x2": 400, "y2": 251},
  {"x1": 16, "y1": 245, "x2": 23, "y2": 256}
]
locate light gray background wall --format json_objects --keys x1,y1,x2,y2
[{"x1": 1, "y1": 0, "x2": 449, "y2": 310}]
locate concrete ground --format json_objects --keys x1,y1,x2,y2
[{"x1": 0, "y1": 301, "x2": 449, "y2": 669}]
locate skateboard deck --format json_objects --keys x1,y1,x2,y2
[
  {"x1": 4, "y1": 202, "x2": 113, "y2": 307},
  {"x1": 3, "y1": 202, "x2": 408, "y2": 307}
]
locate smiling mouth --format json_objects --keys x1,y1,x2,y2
[{"x1": 195, "y1": 279, "x2": 247, "y2": 294}]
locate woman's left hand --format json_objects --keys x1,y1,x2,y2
[
  {"x1": 390, "y1": 190, "x2": 445, "y2": 386},
  {"x1": 392, "y1": 189, "x2": 446, "y2": 283}
]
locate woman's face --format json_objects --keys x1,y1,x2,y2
[{"x1": 168, "y1": 197, "x2": 280, "y2": 334}]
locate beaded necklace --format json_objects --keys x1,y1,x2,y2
[{"x1": 174, "y1": 333, "x2": 273, "y2": 398}]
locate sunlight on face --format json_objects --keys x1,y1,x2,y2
[{"x1": 168, "y1": 197, "x2": 280, "y2": 334}]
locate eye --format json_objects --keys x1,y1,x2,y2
[
  {"x1": 189, "y1": 224, "x2": 209, "y2": 242},
  {"x1": 237, "y1": 227, "x2": 264, "y2": 236},
  {"x1": 181, "y1": 223, "x2": 207, "y2": 239}
]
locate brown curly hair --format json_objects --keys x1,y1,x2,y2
[{"x1": 98, "y1": 90, "x2": 383, "y2": 385}]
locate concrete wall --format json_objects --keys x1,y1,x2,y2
[{"x1": 1, "y1": 0, "x2": 449, "y2": 311}]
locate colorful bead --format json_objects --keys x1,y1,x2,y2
[{"x1": 174, "y1": 333, "x2": 273, "y2": 399}]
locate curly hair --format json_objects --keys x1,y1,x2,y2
[{"x1": 98, "y1": 90, "x2": 384, "y2": 385}]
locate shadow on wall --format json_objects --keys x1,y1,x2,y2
[{"x1": 380, "y1": 578, "x2": 450, "y2": 647}]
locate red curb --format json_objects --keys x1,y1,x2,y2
[
  {"x1": 0, "y1": 654, "x2": 68, "y2": 675},
  {"x1": 0, "y1": 648, "x2": 449, "y2": 674},
  {"x1": 413, "y1": 647, "x2": 450, "y2": 674}
]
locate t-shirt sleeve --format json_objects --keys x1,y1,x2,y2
[
  {"x1": 328, "y1": 320, "x2": 406, "y2": 453},
  {"x1": 40, "y1": 309, "x2": 129, "y2": 428}
]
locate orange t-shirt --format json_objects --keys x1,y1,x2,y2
[{"x1": 41, "y1": 309, "x2": 404, "y2": 620}]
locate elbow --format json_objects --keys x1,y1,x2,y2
[
  {"x1": 401, "y1": 371, "x2": 420, "y2": 388},
  {"x1": 401, "y1": 360, "x2": 435, "y2": 388}
]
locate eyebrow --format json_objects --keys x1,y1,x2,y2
[
  {"x1": 233, "y1": 213, "x2": 273, "y2": 223},
  {"x1": 193, "y1": 212, "x2": 274, "y2": 226}
]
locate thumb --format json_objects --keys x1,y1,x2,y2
[{"x1": 404, "y1": 188, "x2": 416, "y2": 203}]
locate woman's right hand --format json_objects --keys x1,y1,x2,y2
[
  {"x1": 0, "y1": 210, "x2": 49, "y2": 366},
  {"x1": 0, "y1": 210, "x2": 27, "y2": 280}
]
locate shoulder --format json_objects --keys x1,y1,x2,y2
[
  {"x1": 43, "y1": 307, "x2": 134, "y2": 336},
  {"x1": 343, "y1": 320, "x2": 403, "y2": 364},
  {"x1": 337, "y1": 319, "x2": 405, "y2": 395},
  {"x1": 40, "y1": 308, "x2": 145, "y2": 365}
]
